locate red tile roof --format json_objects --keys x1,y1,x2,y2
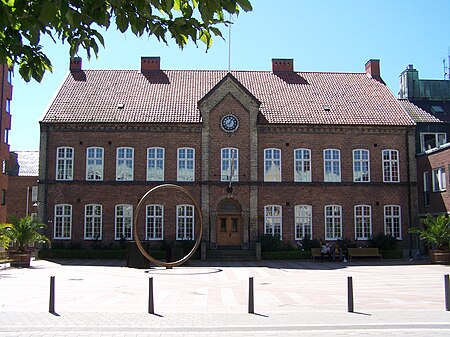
[{"x1": 42, "y1": 69, "x2": 414, "y2": 126}]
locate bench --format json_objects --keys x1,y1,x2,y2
[
  {"x1": 0, "y1": 250, "x2": 13, "y2": 264},
  {"x1": 347, "y1": 247, "x2": 382, "y2": 261},
  {"x1": 310, "y1": 247, "x2": 322, "y2": 261}
]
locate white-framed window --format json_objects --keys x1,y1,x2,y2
[
  {"x1": 115, "y1": 204, "x2": 133, "y2": 240},
  {"x1": 384, "y1": 205, "x2": 401, "y2": 239},
  {"x1": 324, "y1": 149, "x2": 341, "y2": 182},
  {"x1": 56, "y1": 147, "x2": 74, "y2": 181},
  {"x1": 264, "y1": 148, "x2": 281, "y2": 182},
  {"x1": 353, "y1": 149, "x2": 370, "y2": 182},
  {"x1": 54, "y1": 204, "x2": 72, "y2": 239},
  {"x1": 86, "y1": 147, "x2": 104, "y2": 181},
  {"x1": 176, "y1": 205, "x2": 194, "y2": 240},
  {"x1": 432, "y1": 167, "x2": 446, "y2": 192},
  {"x1": 116, "y1": 147, "x2": 134, "y2": 181},
  {"x1": 423, "y1": 171, "x2": 430, "y2": 206},
  {"x1": 294, "y1": 205, "x2": 312, "y2": 240},
  {"x1": 146, "y1": 205, "x2": 164, "y2": 240},
  {"x1": 84, "y1": 204, "x2": 102, "y2": 240},
  {"x1": 382, "y1": 149, "x2": 400, "y2": 182},
  {"x1": 7, "y1": 69, "x2": 13, "y2": 84},
  {"x1": 354, "y1": 205, "x2": 372, "y2": 240},
  {"x1": 294, "y1": 149, "x2": 311, "y2": 182},
  {"x1": 147, "y1": 147, "x2": 164, "y2": 181},
  {"x1": 221, "y1": 148, "x2": 239, "y2": 182},
  {"x1": 264, "y1": 205, "x2": 282, "y2": 238},
  {"x1": 3, "y1": 129, "x2": 8, "y2": 144},
  {"x1": 325, "y1": 205, "x2": 342, "y2": 240},
  {"x1": 5, "y1": 99, "x2": 11, "y2": 113},
  {"x1": 177, "y1": 147, "x2": 195, "y2": 181},
  {"x1": 420, "y1": 133, "x2": 447, "y2": 152}
]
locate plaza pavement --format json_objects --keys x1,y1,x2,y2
[{"x1": 1, "y1": 257, "x2": 450, "y2": 336}]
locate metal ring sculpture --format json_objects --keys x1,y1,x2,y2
[{"x1": 133, "y1": 184, "x2": 203, "y2": 268}]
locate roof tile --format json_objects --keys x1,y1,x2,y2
[{"x1": 42, "y1": 69, "x2": 414, "y2": 126}]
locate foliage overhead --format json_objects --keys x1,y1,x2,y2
[
  {"x1": 410, "y1": 214, "x2": 450, "y2": 251},
  {"x1": 3, "y1": 216, "x2": 49, "y2": 252},
  {"x1": 0, "y1": 0, "x2": 253, "y2": 82}
]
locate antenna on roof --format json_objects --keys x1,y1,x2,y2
[
  {"x1": 228, "y1": 14, "x2": 232, "y2": 72},
  {"x1": 444, "y1": 47, "x2": 450, "y2": 80}
]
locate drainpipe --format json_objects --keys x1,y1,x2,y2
[{"x1": 405, "y1": 128, "x2": 414, "y2": 259}]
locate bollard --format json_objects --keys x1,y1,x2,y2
[
  {"x1": 248, "y1": 277, "x2": 254, "y2": 314},
  {"x1": 49, "y1": 276, "x2": 55, "y2": 314},
  {"x1": 148, "y1": 277, "x2": 154, "y2": 314},
  {"x1": 347, "y1": 276, "x2": 354, "y2": 312},
  {"x1": 445, "y1": 274, "x2": 450, "y2": 312}
]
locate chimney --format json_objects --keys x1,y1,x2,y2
[
  {"x1": 365, "y1": 59, "x2": 380, "y2": 79},
  {"x1": 272, "y1": 58, "x2": 294, "y2": 72},
  {"x1": 70, "y1": 57, "x2": 82, "y2": 72},
  {"x1": 141, "y1": 57, "x2": 160, "y2": 72}
]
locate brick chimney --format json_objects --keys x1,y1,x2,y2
[
  {"x1": 365, "y1": 59, "x2": 380, "y2": 79},
  {"x1": 141, "y1": 57, "x2": 160, "y2": 72},
  {"x1": 70, "y1": 57, "x2": 82, "y2": 72},
  {"x1": 272, "y1": 58, "x2": 294, "y2": 72}
]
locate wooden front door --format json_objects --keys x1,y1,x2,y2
[{"x1": 217, "y1": 215, "x2": 242, "y2": 247}]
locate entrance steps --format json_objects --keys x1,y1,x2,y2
[{"x1": 207, "y1": 249, "x2": 256, "y2": 261}]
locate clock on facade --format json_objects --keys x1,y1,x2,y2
[{"x1": 221, "y1": 114, "x2": 239, "y2": 132}]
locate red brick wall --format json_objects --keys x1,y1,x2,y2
[
  {"x1": 7, "y1": 176, "x2": 38, "y2": 219},
  {"x1": 42, "y1": 123, "x2": 412, "y2": 250},
  {"x1": 417, "y1": 147, "x2": 450, "y2": 215},
  {"x1": 0, "y1": 64, "x2": 12, "y2": 223}
]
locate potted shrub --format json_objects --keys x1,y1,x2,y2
[
  {"x1": 2, "y1": 216, "x2": 49, "y2": 267},
  {"x1": 410, "y1": 214, "x2": 450, "y2": 264}
]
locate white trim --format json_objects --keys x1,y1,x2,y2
[
  {"x1": 352, "y1": 149, "x2": 370, "y2": 182},
  {"x1": 324, "y1": 205, "x2": 342, "y2": 240},
  {"x1": 294, "y1": 148, "x2": 311, "y2": 182},
  {"x1": 432, "y1": 167, "x2": 446, "y2": 192},
  {"x1": 264, "y1": 148, "x2": 282, "y2": 182},
  {"x1": 114, "y1": 204, "x2": 133, "y2": 240},
  {"x1": 86, "y1": 147, "x2": 104, "y2": 181},
  {"x1": 56, "y1": 147, "x2": 74, "y2": 181},
  {"x1": 84, "y1": 204, "x2": 102, "y2": 240},
  {"x1": 176, "y1": 204, "x2": 195, "y2": 240},
  {"x1": 354, "y1": 204, "x2": 372, "y2": 240},
  {"x1": 177, "y1": 147, "x2": 195, "y2": 181},
  {"x1": 384, "y1": 205, "x2": 402, "y2": 240},
  {"x1": 146, "y1": 204, "x2": 164, "y2": 240},
  {"x1": 382, "y1": 149, "x2": 400, "y2": 183},
  {"x1": 116, "y1": 147, "x2": 134, "y2": 181},
  {"x1": 221, "y1": 147, "x2": 239, "y2": 182},
  {"x1": 294, "y1": 204, "x2": 312, "y2": 240},
  {"x1": 264, "y1": 205, "x2": 283, "y2": 239},
  {"x1": 54, "y1": 204, "x2": 72, "y2": 239},
  {"x1": 147, "y1": 147, "x2": 165, "y2": 181},
  {"x1": 323, "y1": 149, "x2": 341, "y2": 182}
]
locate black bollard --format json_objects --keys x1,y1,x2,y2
[
  {"x1": 445, "y1": 274, "x2": 450, "y2": 311},
  {"x1": 347, "y1": 276, "x2": 354, "y2": 312},
  {"x1": 248, "y1": 277, "x2": 254, "y2": 314},
  {"x1": 148, "y1": 277, "x2": 154, "y2": 314},
  {"x1": 49, "y1": 276, "x2": 55, "y2": 314}
]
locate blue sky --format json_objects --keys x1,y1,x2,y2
[{"x1": 9, "y1": 0, "x2": 450, "y2": 151}]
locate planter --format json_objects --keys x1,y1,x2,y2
[
  {"x1": 10, "y1": 252, "x2": 32, "y2": 268},
  {"x1": 430, "y1": 250, "x2": 450, "y2": 264}
]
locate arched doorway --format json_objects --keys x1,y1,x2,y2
[{"x1": 216, "y1": 198, "x2": 242, "y2": 248}]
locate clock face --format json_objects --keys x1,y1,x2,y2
[{"x1": 221, "y1": 114, "x2": 239, "y2": 132}]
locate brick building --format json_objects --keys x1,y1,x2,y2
[
  {"x1": 7, "y1": 151, "x2": 39, "y2": 219},
  {"x1": 38, "y1": 57, "x2": 417, "y2": 255},
  {"x1": 0, "y1": 64, "x2": 13, "y2": 223},
  {"x1": 399, "y1": 64, "x2": 450, "y2": 217}
]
